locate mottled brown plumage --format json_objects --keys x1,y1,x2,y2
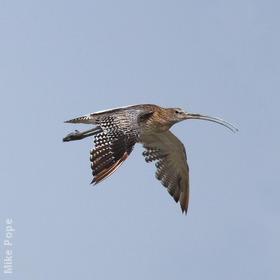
[{"x1": 63, "y1": 104, "x2": 237, "y2": 214}]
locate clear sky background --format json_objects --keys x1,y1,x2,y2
[{"x1": 1, "y1": 0, "x2": 279, "y2": 279}]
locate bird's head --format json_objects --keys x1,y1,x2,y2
[{"x1": 168, "y1": 108, "x2": 238, "y2": 132}]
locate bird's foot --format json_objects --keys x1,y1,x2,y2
[{"x1": 63, "y1": 130, "x2": 83, "y2": 142}]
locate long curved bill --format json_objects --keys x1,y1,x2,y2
[{"x1": 185, "y1": 113, "x2": 238, "y2": 133}]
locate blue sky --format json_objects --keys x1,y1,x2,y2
[{"x1": 1, "y1": 0, "x2": 279, "y2": 279}]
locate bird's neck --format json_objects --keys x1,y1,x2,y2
[{"x1": 144, "y1": 110, "x2": 175, "y2": 133}]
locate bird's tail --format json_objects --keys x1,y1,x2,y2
[{"x1": 64, "y1": 114, "x2": 96, "y2": 124}]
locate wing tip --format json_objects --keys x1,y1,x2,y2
[
  {"x1": 90, "y1": 152, "x2": 129, "y2": 185},
  {"x1": 179, "y1": 191, "x2": 189, "y2": 215},
  {"x1": 181, "y1": 206, "x2": 188, "y2": 215}
]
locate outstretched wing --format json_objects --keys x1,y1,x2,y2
[
  {"x1": 141, "y1": 131, "x2": 190, "y2": 213},
  {"x1": 64, "y1": 104, "x2": 156, "y2": 124},
  {"x1": 90, "y1": 109, "x2": 153, "y2": 184}
]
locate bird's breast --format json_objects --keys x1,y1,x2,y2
[{"x1": 139, "y1": 117, "x2": 172, "y2": 135}]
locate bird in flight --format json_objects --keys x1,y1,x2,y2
[{"x1": 63, "y1": 104, "x2": 237, "y2": 214}]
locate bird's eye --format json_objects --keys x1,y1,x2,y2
[{"x1": 175, "y1": 110, "x2": 180, "y2": 114}]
